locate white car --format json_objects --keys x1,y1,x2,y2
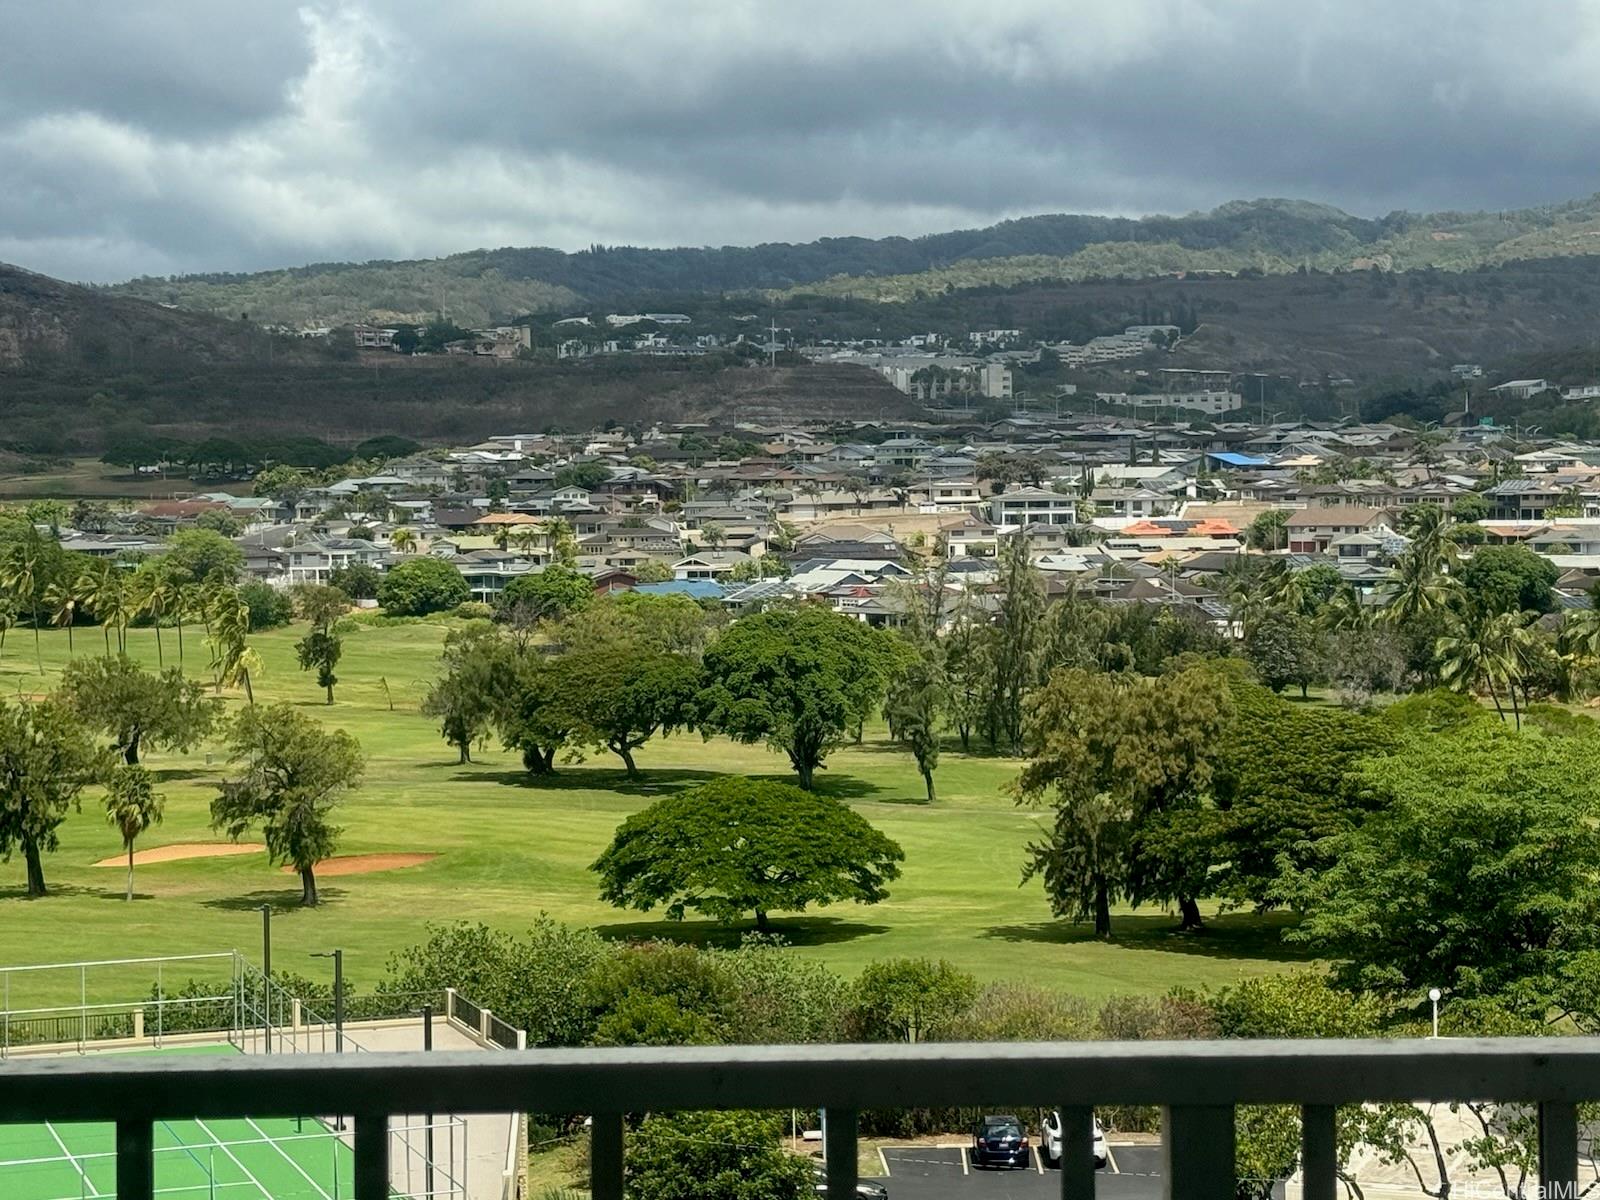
[{"x1": 1041, "y1": 1111, "x2": 1108, "y2": 1169}]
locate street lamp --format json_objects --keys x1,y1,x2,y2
[{"x1": 1428, "y1": 987, "x2": 1442, "y2": 1038}]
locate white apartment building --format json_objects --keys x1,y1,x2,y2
[{"x1": 989, "y1": 485, "x2": 1078, "y2": 527}]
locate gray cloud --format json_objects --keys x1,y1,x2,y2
[{"x1": 3, "y1": 0, "x2": 1600, "y2": 282}]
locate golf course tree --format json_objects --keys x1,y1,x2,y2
[
  {"x1": 210, "y1": 703, "x2": 364, "y2": 907},
  {"x1": 0, "y1": 699, "x2": 109, "y2": 896},
  {"x1": 697, "y1": 604, "x2": 901, "y2": 789},
  {"x1": 593, "y1": 777, "x2": 905, "y2": 932},
  {"x1": 496, "y1": 563, "x2": 591, "y2": 623},
  {"x1": 378, "y1": 556, "x2": 470, "y2": 616},
  {"x1": 625, "y1": 1111, "x2": 813, "y2": 1200},
  {"x1": 1279, "y1": 721, "x2": 1600, "y2": 1009},
  {"x1": 1203, "y1": 681, "x2": 1400, "y2": 910},
  {"x1": 420, "y1": 622, "x2": 502, "y2": 763},
  {"x1": 1013, "y1": 665, "x2": 1232, "y2": 938},
  {"x1": 104, "y1": 764, "x2": 164, "y2": 901},
  {"x1": 292, "y1": 584, "x2": 347, "y2": 704},
  {"x1": 883, "y1": 564, "x2": 949, "y2": 803},
  {"x1": 558, "y1": 648, "x2": 702, "y2": 776},
  {"x1": 59, "y1": 655, "x2": 221, "y2": 765}
]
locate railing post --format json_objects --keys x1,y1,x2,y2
[
  {"x1": 1540, "y1": 1101, "x2": 1579, "y2": 1200},
  {"x1": 481, "y1": 1007, "x2": 492, "y2": 1041},
  {"x1": 1057, "y1": 1105, "x2": 1096, "y2": 1200},
  {"x1": 1300, "y1": 1105, "x2": 1336, "y2": 1200},
  {"x1": 117, "y1": 1119, "x2": 154, "y2": 1200},
  {"x1": 1161, "y1": 1105, "x2": 1234, "y2": 1200},
  {"x1": 590, "y1": 1112, "x2": 624, "y2": 1200},
  {"x1": 354, "y1": 1111, "x2": 390, "y2": 1200},
  {"x1": 445, "y1": 986, "x2": 457, "y2": 1024},
  {"x1": 132, "y1": 1008, "x2": 144, "y2": 1041},
  {"x1": 825, "y1": 1108, "x2": 859, "y2": 1198}
]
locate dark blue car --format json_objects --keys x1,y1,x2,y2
[{"x1": 971, "y1": 1113, "x2": 1030, "y2": 1169}]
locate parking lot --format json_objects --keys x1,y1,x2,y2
[{"x1": 866, "y1": 1142, "x2": 1166, "y2": 1200}]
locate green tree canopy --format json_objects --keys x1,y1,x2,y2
[
  {"x1": 625, "y1": 1111, "x2": 812, "y2": 1200},
  {"x1": 698, "y1": 605, "x2": 900, "y2": 789},
  {"x1": 1243, "y1": 609, "x2": 1324, "y2": 696},
  {"x1": 163, "y1": 529, "x2": 244, "y2": 584},
  {"x1": 497, "y1": 563, "x2": 591, "y2": 622},
  {"x1": 593, "y1": 777, "x2": 905, "y2": 931},
  {"x1": 420, "y1": 623, "x2": 502, "y2": 763},
  {"x1": 210, "y1": 703, "x2": 364, "y2": 906},
  {"x1": 238, "y1": 582, "x2": 293, "y2": 631},
  {"x1": 328, "y1": 563, "x2": 382, "y2": 600},
  {"x1": 1204, "y1": 682, "x2": 1399, "y2": 909},
  {"x1": 1279, "y1": 723, "x2": 1600, "y2": 1007},
  {"x1": 848, "y1": 957, "x2": 979, "y2": 1043},
  {"x1": 0, "y1": 700, "x2": 108, "y2": 895},
  {"x1": 59, "y1": 656, "x2": 221, "y2": 765},
  {"x1": 1015, "y1": 665, "x2": 1233, "y2": 936},
  {"x1": 1456, "y1": 544, "x2": 1560, "y2": 615},
  {"x1": 378, "y1": 557, "x2": 470, "y2": 616},
  {"x1": 558, "y1": 648, "x2": 702, "y2": 776}
]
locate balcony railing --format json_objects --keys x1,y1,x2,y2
[{"x1": 3, "y1": 1037, "x2": 1597, "y2": 1200}]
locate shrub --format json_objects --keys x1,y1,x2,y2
[{"x1": 238, "y1": 582, "x2": 293, "y2": 631}]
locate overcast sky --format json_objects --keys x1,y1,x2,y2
[{"x1": 4, "y1": 1, "x2": 1600, "y2": 283}]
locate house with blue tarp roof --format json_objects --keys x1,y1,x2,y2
[{"x1": 1205, "y1": 452, "x2": 1272, "y2": 469}]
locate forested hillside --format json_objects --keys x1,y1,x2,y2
[{"x1": 106, "y1": 194, "x2": 1600, "y2": 327}]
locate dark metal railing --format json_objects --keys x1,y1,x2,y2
[{"x1": 3, "y1": 1037, "x2": 1597, "y2": 1200}]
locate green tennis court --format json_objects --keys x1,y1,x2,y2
[{"x1": 0, "y1": 1046, "x2": 361, "y2": 1200}]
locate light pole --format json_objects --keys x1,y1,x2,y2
[
  {"x1": 1428, "y1": 987, "x2": 1441, "y2": 1038},
  {"x1": 312, "y1": 950, "x2": 346, "y2": 1126},
  {"x1": 260, "y1": 906, "x2": 272, "y2": 1055}
]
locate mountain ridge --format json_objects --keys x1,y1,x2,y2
[{"x1": 101, "y1": 194, "x2": 1600, "y2": 328}]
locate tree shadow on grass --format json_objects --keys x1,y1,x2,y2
[
  {"x1": 593, "y1": 915, "x2": 890, "y2": 950},
  {"x1": 149, "y1": 767, "x2": 218, "y2": 784},
  {"x1": 201, "y1": 887, "x2": 350, "y2": 913},
  {"x1": 456, "y1": 766, "x2": 728, "y2": 796},
  {"x1": 455, "y1": 766, "x2": 885, "y2": 801},
  {"x1": 982, "y1": 910, "x2": 1315, "y2": 963},
  {"x1": 0, "y1": 883, "x2": 97, "y2": 902}
]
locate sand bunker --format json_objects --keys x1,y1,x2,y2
[
  {"x1": 279, "y1": 853, "x2": 437, "y2": 877},
  {"x1": 93, "y1": 842, "x2": 266, "y2": 867}
]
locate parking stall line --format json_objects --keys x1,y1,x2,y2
[
  {"x1": 1106, "y1": 1142, "x2": 1121, "y2": 1174},
  {"x1": 878, "y1": 1146, "x2": 891, "y2": 1177}
]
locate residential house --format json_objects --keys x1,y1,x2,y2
[
  {"x1": 990, "y1": 485, "x2": 1078, "y2": 527},
  {"x1": 1285, "y1": 506, "x2": 1394, "y2": 555},
  {"x1": 287, "y1": 538, "x2": 388, "y2": 585}
]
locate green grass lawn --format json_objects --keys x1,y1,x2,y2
[{"x1": 0, "y1": 621, "x2": 1308, "y2": 1005}]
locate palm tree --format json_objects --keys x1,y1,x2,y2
[
  {"x1": 132, "y1": 564, "x2": 176, "y2": 669},
  {"x1": 1, "y1": 538, "x2": 46, "y2": 674},
  {"x1": 1436, "y1": 608, "x2": 1536, "y2": 726},
  {"x1": 44, "y1": 575, "x2": 80, "y2": 655},
  {"x1": 1381, "y1": 547, "x2": 1457, "y2": 626},
  {"x1": 492, "y1": 523, "x2": 512, "y2": 552},
  {"x1": 391, "y1": 527, "x2": 418, "y2": 554},
  {"x1": 104, "y1": 766, "x2": 163, "y2": 902},
  {"x1": 209, "y1": 585, "x2": 257, "y2": 702},
  {"x1": 1319, "y1": 584, "x2": 1371, "y2": 632},
  {"x1": 1436, "y1": 609, "x2": 1510, "y2": 722},
  {"x1": 544, "y1": 517, "x2": 577, "y2": 565},
  {"x1": 80, "y1": 561, "x2": 120, "y2": 655},
  {"x1": 1485, "y1": 609, "x2": 1539, "y2": 727},
  {"x1": 173, "y1": 581, "x2": 201, "y2": 671},
  {"x1": 508, "y1": 525, "x2": 543, "y2": 559}
]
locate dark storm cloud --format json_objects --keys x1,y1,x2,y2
[{"x1": 3, "y1": 0, "x2": 1600, "y2": 282}]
